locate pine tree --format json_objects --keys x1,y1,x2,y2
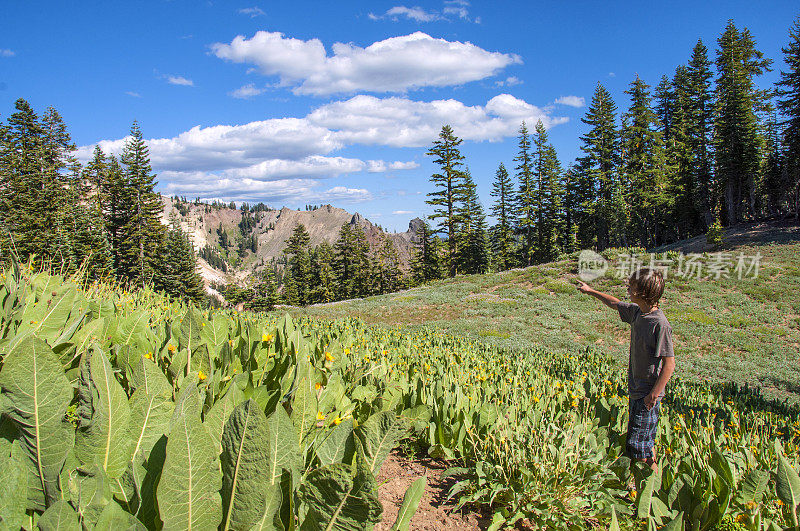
[
  {"x1": 118, "y1": 121, "x2": 166, "y2": 286},
  {"x1": 686, "y1": 39, "x2": 716, "y2": 228},
  {"x1": 777, "y1": 16, "x2": 800, "y2": 217},
  {"x1": 489, "y1": 163, "x2": 517, "y2": 270},
  {"x1": 310, "y1": 241, "x2": 336, "y2": 303},
  {"x1": 372, "y1": 234, "x2": 404, "y2": 294},
  {"x1": 621, "y1": 75, "x2": 672, "y2": 247},
  {"x1": 514, "y1": 122, "x2": 537, "y2": 265},
  {"x1": 426, "y1": 125, "x2": 467, "y2": 276},
  {"x1": 714, "y1": 20, "x2": 772, "y2": 225},
  {"x1": 249, "y1": 265, "x2": 279, "y2": 312},
  {"x1": 102, "y1": 154, "x2": 127, "y2": 274},
  {"x1": 283, "y1": 223, "x2": 311, "y2": 305},
  {"x1": 578, "y1": 84, "x2": 623, "y2": 249},
  {"x1": 531, "y1": 121, "x2": 564, "y2": 261},
  {"x1": 411, "y1": 221, "x2": 443, "y2": 284},
  {"x1": 561, "y1": 164, "x2": 581, "y2": 253},
  {"x1": 156, "y1": 217, "x2": 205, "y2": 303},
  {"x1": 456, "y1": 169, "x2": 489, "y2": 274}
]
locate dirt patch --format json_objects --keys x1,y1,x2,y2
[{"x1": 375, "y1": 452, "x2": 488, "y2": 530}]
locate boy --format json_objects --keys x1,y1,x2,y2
[{"x1": 576, "y1": 267, "x2": 675, "y2": 471}]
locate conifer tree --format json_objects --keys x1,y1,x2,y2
[
  {"x1": 310, "y1": 241, "x2": 336, "y2": 303},
  {"x1": 283, "y1": 223, "x2": 311, "y2": 305},
  {"x1": 578, "y1": 84, "x2": 623, "y2": 249},
  {"x1": 621, "y1": 75, "x2": 671, "y2": 246},
  {"x1": 118, "y1": 121, "x2": 166, "y2": 286},
  {"x1": 156, "y1": 217, "x2": 205, "y2": 303},
  {"x1": 514, "y1": 122, "x2": 537, "y2": 265},
  {"x1": 531, "y1": 121, "x2": 564, "y2": 261},
  {"x1": 372, "y1": 234, "x2": 404, "y2": 294},
  {"x1": 249, "y1": 265, "x2": 279, "y2": 312},
  {"x1": 102, "y1": 154, "x2": 127, "y2": 273},
  {"x1": 489, "y1": 163, "x2": 517, "y2": 270},
  {"x1": 777, "y1": 16, "x2": 800, "y2": 217},
  {"x1": 411, "y1": 221, "x2": 443, "y2": 284},
  {"x1": 561, "y1": 165, "x2": 581, "y2": 253},
  {"x1": 456, "y1": 169, "x2": 489, "y2": 274},
  {"x1": 714, "y1": 20, "x2": 772, "y2": 225},
  {"x1": 426, "y1": 125, "x2": 467, "y2": 276},
  {"x1": 686, "y1": 39, "x2": 716, "y2": 227}
]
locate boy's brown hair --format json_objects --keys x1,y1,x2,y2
[{"x1": 628, "y1": 267, "x2": 665, "y2": 306}]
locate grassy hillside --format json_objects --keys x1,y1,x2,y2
[{"x1": 293, "y1": 220, "x2": 800, "y2": 402}]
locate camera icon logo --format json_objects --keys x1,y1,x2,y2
[{"x1": 578, "y1": 250, "x2": 608, "y2": 281}]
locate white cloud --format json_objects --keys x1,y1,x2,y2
[
  {"x1": 378, "y1": 6, "x2": 442, "y2": 22},
  {"x1": 211, "y1": 31, "x2": 519, "y2": 96},
  {"x1": 167, "y1": 75, "x2": 194, "y2": 86},
  {"x1": 554, "y1": 95, "x2": 585, "y2": 108},
  {"x1": 385, "y1": 6, "x2": 441, "y2": 22},
  {"x1": 238, "y1": 7, "x2": 265, "y2": 17},
  {"x1": 125, "y1": 91, "x2": 142, "y2": 98},
  {"x1": 608, "y1": 72, "x2": 616, "y2": 78},
  {"x1": 442, "y1": 6, "x2": 468, "y2": 19},
  {"x1": 393, "y1": 210, "x2": 413, "y2": 215},
  {"x1": 229, "y1": 83, "x2": 266, "y2": 98},
  {"x1": 309, "y1": 94, "x2": 567, "y2": 147},
  {"x1": 0, "y1": 49, "x2": 15, "y2": 57},
  {"x1": 495, "y1": 76, "x2": 521, "y2": 87},
  {"x1": 76, "y1": 93, "x2": 565, "y2": 203}
]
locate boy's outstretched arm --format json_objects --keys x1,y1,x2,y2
[{"x1": 576, "y1": 280, "x2": 621, "y2": 309}]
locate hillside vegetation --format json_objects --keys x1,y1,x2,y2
[
  {"x1": 1, "y1": 244, "x2": 799, "y2": 529},
  {"x1": 295, "y1": 220, "x2": 800, "y2": 403}
]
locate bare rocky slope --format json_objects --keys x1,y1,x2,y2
[{"x1": 159, "y1": 197, "x2": 422, "y2": 286}]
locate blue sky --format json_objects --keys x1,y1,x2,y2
[{"x1": 1, "y1": 1, "x2": 797, "y2": 232}]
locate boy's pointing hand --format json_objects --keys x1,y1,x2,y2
[{"x1": 576, "y1": 280, "x2": 592, "y2": 294}]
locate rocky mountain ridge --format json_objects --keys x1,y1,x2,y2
[{"x1": 159, "y1": 197, "x2": 423, "y2": 285}]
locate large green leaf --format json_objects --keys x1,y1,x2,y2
[
  {"x1": 67, "y1": 464, "x2": 113, "y2": 530},
  {"x1": 94, "y1": 501, "x2": 147, "y2": 530},
  {"x1": 179, "y1": 308, "x2": 204, "y2": 378},
  {"x1": 247, "y1": 482, "x2": 283, "y2": 531},
  {"x1": 291, "y1": 357, "x2": 318, "y2": 450},
  {"x1": 119, "y1": 357, "x2": 175, "y2": 512},
  {"x1": 298, "y1": 464, "x2": 382, "y2": 531},
  {"x1": 314, "y1": 420, "x2": 354, "y2": 467},
  {"x1": 74, "y1": 348, "x2": 134, "y2": 480},
  {"x1": 0, "y1": 335, "x2": 74, "y2": 510},
  {"x1": 221, "y1": 400, "x2": 273, "y2": 531},
  {"x1": 734, "y1": 469, "x2": 769, "y2": 505},
  {"x1": 37, "y1": 500, "x2": 80, "y2": 531},
  {"x1": 776, "y1": 445, "x2": 800, "y2": 526},
  {"x1": 157, "y1": 384, "x2": 222, "y2": 531},
  {"x1": 390, "y1": 476, "x2": 426, "y2": 531},
  {"x1": 355, "y1": 411, "x2": 407, "y2": 475},
  {"x1": 204, "y1": 379, "x2": 247, "y2": 455},
  {"x1": 0, "y1": 440, "x2": 30, "y2": 530},
  {"x1": 265, "y1": 405, "x2": 301, "y2": 485}
]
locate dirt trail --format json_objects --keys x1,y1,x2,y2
[{"x1": 375, "y1": 452, "x2": 488, "y2": 530}]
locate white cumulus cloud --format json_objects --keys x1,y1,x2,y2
[
  {"x1": 211, "y1": 31, "x2": 520, "y2": 96},
  {"x1": 238, "y1": 7, "x2": 265, "y2": 17},
  {"x1": 76, "y1": 93, "x2": 564, "y2": 203},
  {"x1": 167, "y1": 75, "x2": 194, "y2": 86},
  {"x1": 554, "y1": 95, "x2": 585, "y2": 108},
  {"x1": 229, "y1": 83, "x2": 266, "y2": 98}
]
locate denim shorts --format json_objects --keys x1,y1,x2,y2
[{"x1": 626, "y1": 397, "x2": 660, "y2": 460}]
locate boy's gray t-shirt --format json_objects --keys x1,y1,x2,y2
[{"x1": 617, "y1": 302, "x2": 674, "y2": 399}]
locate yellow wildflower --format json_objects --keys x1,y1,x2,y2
[
  {"x1": 325, "y1": 352, "x2": 335, "y2": 362},
  {"x1": 168, "y1": 344, "x2": 176, "y2": 353},
  {"x1": 333, "y1": 416, "x2": 342, "y2": 425},
  {"x1": 198, "y1": 370, "x2": 207, "y2": 381},
  {"x1": 316, "y1": 412, "x2": 325, "y2": 421},
  {"x1": 315, "y1": 382, "x2": 322, "y2": 391},
  {"x1": 145, "y1": 351, "x2": 153, "y2": 360},
  {"x1": 262, "y1": 333, "x2": 273, "y2": 342}
]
